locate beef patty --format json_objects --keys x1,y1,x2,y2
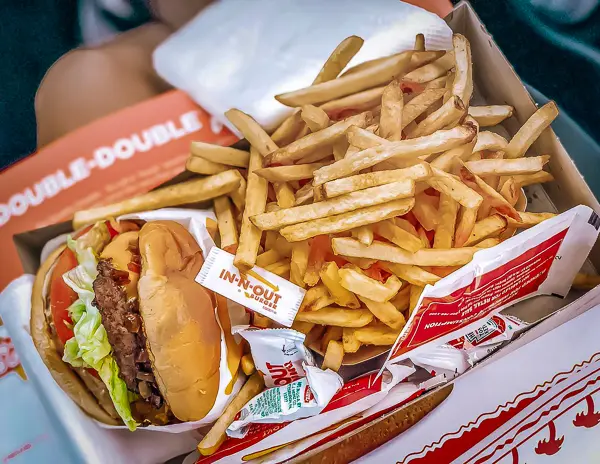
[{"x1": 93, "y1": 258, "x2": 166, "y2": 416}]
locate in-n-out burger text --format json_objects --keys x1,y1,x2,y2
[
  {"x1": 219, "y1": 269, "x2": 283, "y2": 310},
  {"x1": 0, "y1": 111, "x2": 203, "y2": 228}
]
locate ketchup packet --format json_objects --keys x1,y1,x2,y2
[
  {"x1": 233, "y1": 326, "x2": 314, "y2": 388},
  {"x1": 197, "y1": 248, "x2": 305, "y2": 327},
  {"x1": 411, "y1": 314, "x2": 529, "y2": 380},
  {"x1": 227, "y1": 365, "x2": 343, "y2": 438}
]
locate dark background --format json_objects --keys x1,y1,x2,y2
[{"x1": 1, "y1": 1, "x2": 599, "y2": 170}]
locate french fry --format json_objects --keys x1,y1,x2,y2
[
  {"x1": 252, "y1": 182, "x2": 414, "y2": 230},
  {"x1": 73, "y1": 170, "x2": 243, "y2": 228},
  {"x1": 338, "y1": 268, "x2": 401, "y2": 303},
  {"x1": 186, "y1": 155, "x2": 229, "y2": 174},
  {"x1": 407, "y1": 95, "x2": 466, "y2": 139},
  {"x1": 463, "y1": 214, "x2": 507, "y2": 246},
  {"x1": 513, "y1": 171, "x2": 554, "y2": 188},
  {"x1": 271, "y1": 109, "x2": 304, "y2": 147},
  {"x1": 253, "y1": 314, "x2": 271, "y2": 328},
  {"x1": 214, "y1": 196, "x2": 239, "y2": 253},
  {"x1": 276, "y1": 52, "x2": 413, "y2": 106},
  {"x1": 412, "y1": 192, "x2": 439, "y2": 231},
  {"x1": 572, "y1": 273, "x2": 600, "y2": 290},
  {"x1": 234, "y1": 149, "x2": 268, "y2": 272},
  {"x1": 291, "y1": 320, "x2": 315, "y2": 335},
  {"x1": 295, "y1": 147, "x2": 334, "y2": 164},
  {"x1": 505, "y1": 101, "x2": 559, "y2": 159},
  {"x1": 295, "y1": 307, "x2": 374, "y2": 327},
  {"x1": 443, "y1": 70, "x2": 454, "y2": 104},
  {"x1": 295, "y1": 181, "x2": 315, "y2": 205},
  {"x1": 374, "y1": 219, "x2": 424, "y2": 253},
  {"x1": 256, "y1": 249, "x2": 281, "y2": 268},
  {"x1": 468, "y1": 105, "x2": 514, "y2": 127},
  {"x1": 379, "y1": 79, "x2": 404, "y2": 141},
  {"x1": 313, "y1": 124, "x2": 477, "y2": 185},
  {"x1": 401, "y1": 88, "x2": 447, "y2": 129},
  {"x1": 275, "y1": 236, "x2": 293, "y2": 257},
  {"x1": 264, "y1": 259, "x2": 291, "y2": 277},
  {"x1": 415, "y1": 33, "x2": 425, "y2": 52},
  {"x1": 341, "y1": 51, "x2": 443, "y2": 78},
  {"x1": 355, "y1": 225, "x2": 374, "y2": 245},
  {"x1": 457, "y1": 160, "x2": 520, "y2": 221},
  {"x1": 206, "y1": 217, "x2": 218, "y2": 241},
  {"x1": 197, "y1": 372, "x2": 264, "y2": 456},
  {"x1": 390, "y1": 285, "x2": 411, "y2": 311},
  {"x1": 403, "y1": 51, "x2": 455, "y2": 83},
  {"x1": 394, "y1": 217, "x2": 420, "y2": 238},
  {"x1": 320, "y1": 86, "x2": 385, "y2": 118},
  {"x1": 434, "y1": 193, "x2": 459, "y2": 248},
  {"x1": 301, "y1": 105, "x2": 331, "y2": 132},
  {"x1": 290, "y1": 240, "x2": 310, "y2": 286},
  {"x1": 229, "y1": 175, "x2": 247, "y2": 212},
  {"x1": 265, "y1": 230, "x2": 278, "y2": 252},
  {"x1": 342, "y1": 328, "x2": 362, "y2": 353},
  {"x1": 454, "y1": 206, "x2": 478, "y2": 247},
  {"x1": 305, "y1": 325, "x2": 327, "y2": 347},
  {"x1": 499, "y1": 177, "x2": 519, "y2": 206},
  {"x1": 332, "y1": 238, "x2": 479, "y2": 266},
  {"x1": 313, "y1": 35, "x2": 365, "y2": 84},
  {"x1": 319, "y1": 261, "x2": 360, "y2": 308},
  {"x1": 279, "y1": 198, "x2": 415, "y2": 242},
  {"x1": 344, "y1": 257, "x2": 377, "y2": 269},
  {"x1": 333, "y1": 138, "x2": 349, "y2": 161},
  {"x1": 322, "y1": 162, "x2": 431, "y2": 198},
  {"x1": 300, "y1": 284, "x2": 335, "y2": 312},
  {"x1": 507, "y1": 212, "x2": 556, "y2": 229},
  {"x1": 473, "y1": 131, "x2": 508, "y2": 153},
  {"x1": 354, "y1": 325, "x2": 401, "y2": 346},
  {"x1": 266, "y1": 112, "x2": 371, "y2": 165},
  {"x1": 241, "y1": 354, "x2": 255, "y2": 376},
  {"x1": 409, "y1": 285, "x2": 424, "y2": 316},
  {"x1": 225, "y1": 109, "x2": 278, "y2": 156},
  {"x1": 382, "y1": 262, "x2": 441, "y2": 287},
  {"x1": 321, "y1": 326, "x2": 344, "y2": 353},
  {"x1": 322, "y1": 340, "x2": 344, "y2": 371},
  {"x1": 254, "y1": 163, "x2": 328, "y2": 182},
  {"x1": 465, "y1": 155, "x2": 550, "y2": 176},
  {"x1": 430, "y1": 116, "x2": 478, "y2": 171},
  {"x1": 190, "y1": 141, "x2": 250, "y2": 168},
  {"x1": 273, "y1": 182, "x2": 296, "y2": 208},
  {"x1": 346, "y1": 126, "x2": 389, "y2": 150},
  {"x1": 451, "y1": 34, "x2": 473, "y2": 105},
  {"x1": 475, "y1": 238, "x2": 501, "y2": 248},
  {"x1": 428, "y1": 166, "x2": 483, "y2": 209},
  {"x1": 359, "y1": 296, "x2": 406, "y2": 330}
]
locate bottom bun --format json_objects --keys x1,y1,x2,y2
[{"x1": 30, "y1": 245, "x2": 120, "y2": 425}]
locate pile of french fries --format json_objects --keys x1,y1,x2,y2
[
  {"x1": 69, "y1": 33, "x2": 600, "y2": 455},
  {"x1": 186, "y1": 33, "x2": 566, "y2": 371}
]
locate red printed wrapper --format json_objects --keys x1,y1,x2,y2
[
  {"x1": 193, "y1": 362, "x2": 415, "y2": 464},
  {"x1": 232, "y1": 326, "x2": 315, "y2": 387},
  {"x1": 383, "y1": 205, "x2": 599, "y2": 368}
]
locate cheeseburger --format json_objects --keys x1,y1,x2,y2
[{"x1": 31, "y1": 219, "x2": 221, "y2": 430}]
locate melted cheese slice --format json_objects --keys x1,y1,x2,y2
[{"x1": 100, "y1": 231, "x2": 140, "y2": 299}]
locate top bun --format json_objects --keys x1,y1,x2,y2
[{"x1": 138, "y1": 221, "x2": 221, "y2": 421}]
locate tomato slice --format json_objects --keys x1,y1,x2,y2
[{"x1": 48, "y1": 248, "x2": 78, "y2": 345}]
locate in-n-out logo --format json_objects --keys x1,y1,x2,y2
[
  {"x1": 219, "y1": 269, "x2": 283, "y2": 310},
  {"x1": 266, "y1": 361, "x2": 302, "y2": 386},
  {"x1": 0, "y1": 111, "x2": 203, "y2": 228}
]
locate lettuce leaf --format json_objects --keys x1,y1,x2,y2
[{"x1": 61, "y1": 225, "x2": 138, "y2": 430}]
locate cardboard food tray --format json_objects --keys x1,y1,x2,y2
[{"x1": 9, "y1": 1, "x2": 600, "y2": 462}]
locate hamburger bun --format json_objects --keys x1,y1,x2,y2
[
  {"x1": 30, "y1": 245, "x2": 120, "y2": 425},
  {"x1": 138, "y1": 221, "x2": 221, "y2": 421}
]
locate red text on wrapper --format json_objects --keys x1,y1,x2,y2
[
  {"x1": 219, "y1": 269, "x2": 283, "y2": 313},
  {"x1": 266, "y1": 361, "x2": 302, "y2": 386},
  {"x1": 390, "y1": 228, "x2": 568, "y2": 360}
]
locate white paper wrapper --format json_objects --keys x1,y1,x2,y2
[{"x1": 153, "y1": 0, "x2": 453, "y2": 131}]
